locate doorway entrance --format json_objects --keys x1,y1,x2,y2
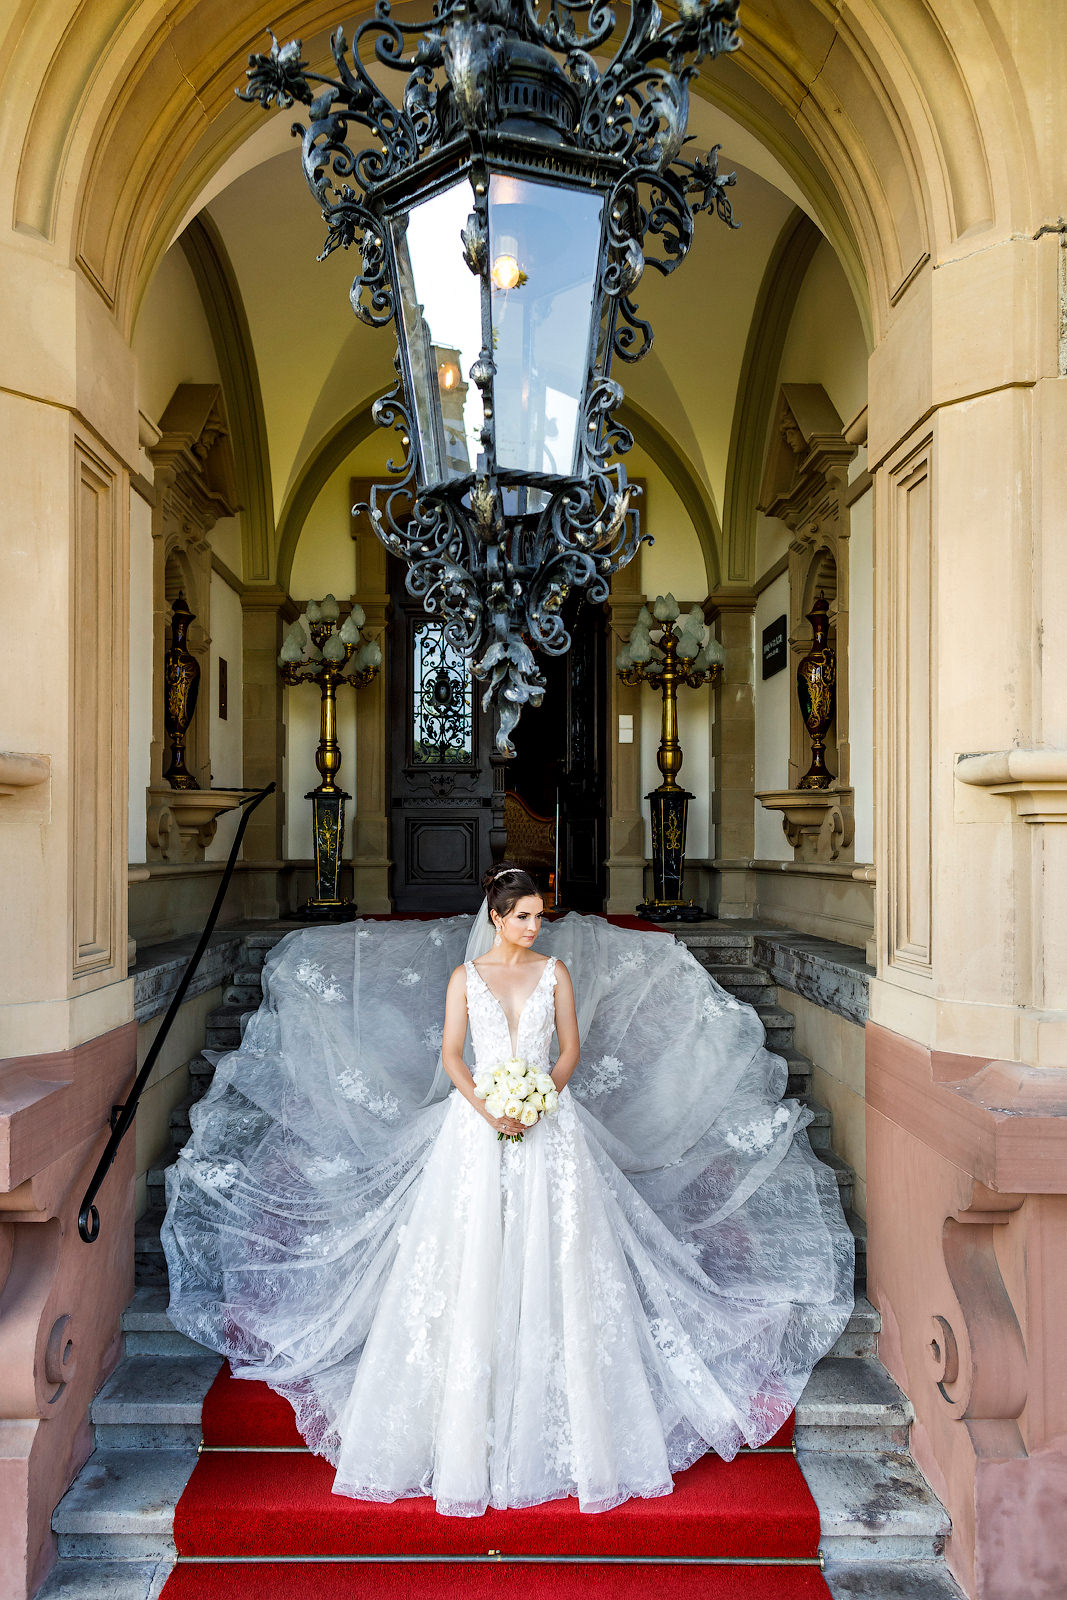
[{"x1": 387, "y1": 566, "x2": 608, "y2": 912}]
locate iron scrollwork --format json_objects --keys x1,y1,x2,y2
[{"x1": 240, "y1": 1, "x2": 741, "y2": 753}]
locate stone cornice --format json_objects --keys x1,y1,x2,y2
[
  {"x1": 955, "y1": 749, "x2": 1067, "y2": 822},
  {"x1": 867, "y1": 1022, "x2": 1067, "y2": 1194},
  {"x1": 0, "y1": 753, "x2": 49, "y2": 796}
]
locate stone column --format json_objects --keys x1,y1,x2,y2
[
  {"x1": 605, "y1": 561, "x2": 645, "y2": 911},
  {"x1": 0, "y1": 261, "x2": 139, "y2": 1599},
  {"x1": 240, "y1": 587, "x2": 292, "y2": 918},
  {"x1": 865, "y1": 232, "x2": 1067, "y2": 1600},
  {"x1": 351, "y1": 495, "x2": 392, "y2": 912},
  {"x1": 705, "y1": 589, "x2": 757, "y2": 918}
]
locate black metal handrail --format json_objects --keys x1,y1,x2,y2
[{"x1": 78, "y1": 782, "x2": 276, "y2": 1244}]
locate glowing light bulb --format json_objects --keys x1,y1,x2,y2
[
  {"x1": 491, "y1": 253, "x2": 523, "y2": 291},
  {"x1": 438, "y1": 362, "x2": 460, "y2": 391}
]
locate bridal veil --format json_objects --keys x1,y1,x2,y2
[{"x1": 162, "y1": 909, "x2": 854, "y2": 1460}]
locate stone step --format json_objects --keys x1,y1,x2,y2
[
  {"x1": 848, "y1": 1210, "x2": 867, "y2": 1292},
  {"x1": 796, "y1": 1359, "x2": 912, "y2": 1453},
  {"x1": 91, "y1": 1355, "x2": 221, "y2": 1449},
  {"x1": 803, "y1": 1100, "x2": 832, "y2": 1150},
  {"x1": 675, "y1": 930, "x2": 755, "y2": 966},
  {"x1": 35, "y1": 1558, "x2": 174, "y2": 1598},
  {"x1": 752, "y1": 1005, "x2": 795, "y2": 1051},
  {"x1": 188, "y1": 1054, "x2": 215, "y2": 1088},
  {"x1": 817, "y1": 1148, "x2": 855, "y2": 1213},
  {"x1": 708, "y1": 973, "x2": 777, "y2": 1006},
  {"x1": 823, "y1": 1559, "x2": 966, "y2": 1599},
  {"x1": 119, "y1": 1279, "x2": 879, "y2": 1365},
  {"x1": 133, "y1": 1213, "x2": 167, "y2": 1288},
  {"x1": 800, "y1": 1451, "x2": 951, "y2": 1564},
  {"x1": 222, "y1": 982, "x2": 262, "y2": 1008},
  {"x1": 230, "y1": 967, "x2": 265, "y2": 987},
  {"x1": 123, "y1": 1289, "x2": 207, "y2": 1358},
  {"x1": 705, "y1": 961, "x2": 776, "y2": 989},
  {"x1": 829, "y1": 1297, "x2": 879, "y2": 1360},
  {"x1": 37, "y1": 1554, "x2": 964, "y2": 1600},
  {"x1": 168, "y1": 1101, "x2": 193, "y2": 1137},
  {"x1": 203, "y1": 1004, "x2": 252, "y2": 1050},
  {"x1": 52, "y1": 1451, "x2": 198, "y2": 1561}
]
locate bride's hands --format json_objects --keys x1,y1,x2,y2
[{"x1": 482, "y1": 1107, "x2": 527, "y2": 1139}]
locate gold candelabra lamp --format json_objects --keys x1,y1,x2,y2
[
  {"x1": 616, "y1": 594, "x2": 724, "y2": 921},
  {"x1": 279, "y1": 594, "x2": 383, "y2": 920}
]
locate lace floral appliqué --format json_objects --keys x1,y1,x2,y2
[
  {"x1": 335, "y1": 1065, "x2": 401, "y2": 1123},
  {"x1": 293, "y1": 959, "x2": 344, "y2": 1003},
  {"x1": 582, "y1": 1053, "x2": 624, "y2": 1097},
  {"x1": 724, "y1": 1105, "x2": 790, "y2": 1153}
]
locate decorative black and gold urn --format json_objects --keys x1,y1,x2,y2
[
  {"x1": 796, "y1": 594, "x2": 836, "y2": 790},
  {"x1": 163, "y1": 592, "x2": 201, "y2": 790}
]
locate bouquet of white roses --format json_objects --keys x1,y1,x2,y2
[{"x1": 472, "y1": 1055, "x2": 560, "y2": 1142}]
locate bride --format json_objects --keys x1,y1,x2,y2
[{"x1": 162, "y1": 863, "x2": 854, "y2": 1517}]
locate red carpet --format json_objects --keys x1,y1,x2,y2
[
  {"x1": 163, "y1": 1367, "x2": 828, "y2": 1596},
  {"x1": 161, "y1": 1563, "x2": 831, "y2": 1599}
]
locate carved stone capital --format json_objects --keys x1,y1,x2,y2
[
  {"x1": 758, "y1": 384, "x2": 856, "y2": 535},
  {"x1": 756, "y1": 787, "x2": 855, "y2": 862},
  {"x1": 145, "y1": 786, "x2": 246, "y2": 863}
]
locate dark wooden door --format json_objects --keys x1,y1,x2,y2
[
  {"x1": 388, "y1": 576, "x2": 494, "y2": 912},
  {"x1": 505, "y1": 596, "x2": 608, "y2": 912}
]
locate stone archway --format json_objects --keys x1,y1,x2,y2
[{"x1": 1, "y1": 8, "x2": 1062, "y2": 1600}]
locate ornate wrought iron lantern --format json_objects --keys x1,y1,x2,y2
[{"x1": 241, "y1": 0, "x2": 740, "y2": 753}]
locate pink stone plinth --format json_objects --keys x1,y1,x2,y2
[
  {"x1": 866, "y1": 1023, "x2": 1067, "y2": 1600},
  {"x1": 0, "y1": 1024, "x2": 137, "y2": 1599}
]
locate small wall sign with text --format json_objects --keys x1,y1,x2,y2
[{"x1": 762, "y1": 616, "x2": 788, "y2": 679}]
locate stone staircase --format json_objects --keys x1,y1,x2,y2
[{"x1": 41, "y1": 925, "x2": 965, "y2": 1599}]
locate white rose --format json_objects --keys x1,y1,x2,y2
[
  {"x1": 502, "y1": 1056, "x2": 526, "y2": 1075},
  {"x1": 485, "y1": 1092, "x2": 505, "y2": 1117},
  {"x1": 520, "y1": 1104, "x2": 539, "y2": 1127},
  {"x1": 528, "y1": 1091, "x2": 545, "y2": 1112},
  {"x1": 503, "y1": 1096, "x2": 524, "y2": 1120},
  {"x1": 535, "y1": 1073, "x2": 554, "y2": 1095},
  {"x1": 543, "y1": 1089, "x2": 559, "y2": 1114},
  {"x1": 472, "y1": 1071, "x2": 494, "y2": 1099},
  {"x1": 504, "y1": 1075, "x2": 526, "y2": 1098}
]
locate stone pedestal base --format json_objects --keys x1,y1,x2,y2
[
  {"x1": 756, "y1": 787, "x2": 854, "y2": 862},
  {"x1": 145, "y1": 786, "x2": 246, "y2": 864},
  {"x1": 0, "y1": 1024, "x2": 137, "y2": 1597},
  {"x1": 866, "y1": 1022, "x2": 1067, "y2": 1599}
]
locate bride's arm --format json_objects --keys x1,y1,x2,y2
[
  {"x1": 550, "y1": 962, "x2": 580, "y2": 1091},
  {"x1": 441, "y1": 966, "x2": 526, "y2": 1138}
]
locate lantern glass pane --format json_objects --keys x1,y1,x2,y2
[
  {"x1": 488, "y1": 173, "x2": 604, "y2": 478},
  {"x1": 391, "y1": 182, "x2": 483, "y2": 484}
]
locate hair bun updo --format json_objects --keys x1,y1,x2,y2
[{"x1": 481, "y1": 861, "x2": 540, "y2": 921}]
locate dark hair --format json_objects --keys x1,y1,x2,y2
[{"x1": 482, "y1": 861, "x2": 540, "y2": 921}]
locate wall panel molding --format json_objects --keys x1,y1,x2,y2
[
  {"x1": 882, "y1": 431, "x2": 935, "y2": 976},
  {"x1": 71, "y1": 433, "x2": 127, "y2": 979}
]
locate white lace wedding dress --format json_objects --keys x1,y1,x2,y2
[{"x1": 162, "y1": 911, "x2": 853, "y2": 1516}]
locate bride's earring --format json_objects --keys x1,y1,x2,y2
[{"x1": 493, "y1": 921, "x2": 502, "y2": 948}]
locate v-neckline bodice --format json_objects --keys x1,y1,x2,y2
[{"x1": 467, "y1": 957, "x2": 553, "y2": 1058}]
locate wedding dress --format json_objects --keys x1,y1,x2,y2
[{"x1": 162, "y1": 909, "x2": 853, "y2": 1516}]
